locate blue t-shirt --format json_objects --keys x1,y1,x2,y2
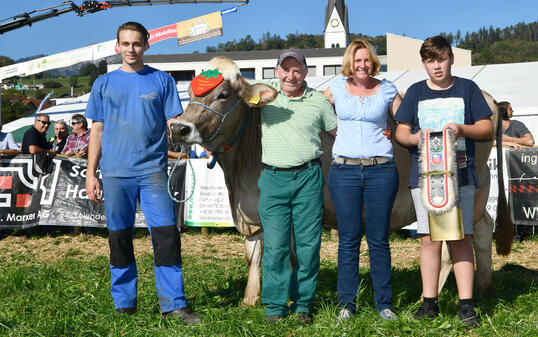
[
  {"x1": 394, "y1": 77, "x2": 492, "y2": 188},
  {"x1": 330, "y1": 76, "x2": 397, "y2": 159},
  {"x1": 85, "y1": 66, "x2": 182, "y2": 177}
]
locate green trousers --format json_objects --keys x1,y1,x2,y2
[{"x1": 258, "y1": 163, "x2": 324, "y2": 317}]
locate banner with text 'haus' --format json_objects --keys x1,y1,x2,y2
[{"x1": 0, "y1": 156, "x2": 187, "y2": 229}]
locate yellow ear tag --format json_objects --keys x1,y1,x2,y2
[{"x1": 249, "y1": 95, "x2": 260, "y2": 104}]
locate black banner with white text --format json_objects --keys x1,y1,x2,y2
[
  {"x1": 506, "y1": 148, "x2": 538, "y2": 225},
  {"x1": 0, "y1": 155, "x2": 185, "y2": 229}
]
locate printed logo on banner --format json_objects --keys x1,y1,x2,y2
[
  {"x1": 507, "y1": 148, "x2": 538, "y2": 225},
  {"x1": 0, "y1": 157, "x2": 184, "y2": 229},
  {"x1": 0, "y1": 158, "x2": 61, "y2": 209}
]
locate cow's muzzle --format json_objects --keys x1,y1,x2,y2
[{"x1": 169, "y1": 120, "x2": 202, "y2": 144}]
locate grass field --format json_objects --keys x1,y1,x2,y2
[{"x1": 0, "y1": 228, "x2": 536, "y2": 336}]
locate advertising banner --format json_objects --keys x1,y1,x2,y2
[
  {"x1": 183, "y1": 159, "x2": 234, "y2": 227},
  {"x1": 506, "y1": 148, "x2": 538, "y2": 225},
  {"x1": 485, "y1": 147, "x2": 509, "y2": 222},
  {"x1": 177, "y1": 11, "x2": 223, "y2": 46},
  {"x1": 0, "y1": 156, "x2": 189, "y2": 229}
]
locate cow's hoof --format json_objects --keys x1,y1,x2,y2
[{"x1": 240, "y1": 298, "x2": 260, "y2": 307}]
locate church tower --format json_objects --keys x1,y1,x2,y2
[{"x1": 324, "y1": 0, "x2": 349, "y2": 48}]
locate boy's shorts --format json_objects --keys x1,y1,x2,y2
[{"x1": 411, "y1": 185, "x2": 476, "y2": 235}]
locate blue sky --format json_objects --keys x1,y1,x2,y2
[{"x1": 1, "y1": 0, "x2": 537, "y2": 60}]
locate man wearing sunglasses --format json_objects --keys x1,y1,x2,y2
[
  {"x1": 22, "y1": 113, "x2": 54, "y2": 154},
  {"x1": 62, "y1": 114, "x2": 90, "y2": 157}
]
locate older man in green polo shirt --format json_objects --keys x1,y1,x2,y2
[{"x1": 258, "y1": 49, "x2": 337, "y2": 324}]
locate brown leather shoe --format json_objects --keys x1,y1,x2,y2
[
  {"x1": 297, "y1": 312, "x2": 313, "y2": 325},
  {"x1": 267, "y1": 315, "x2": 284, "y2": 323},
  {"x1": 162, "y1": 307, "x2": 201, "y2": 325}
]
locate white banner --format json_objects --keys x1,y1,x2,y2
[
  {"x1": 486, "y1": 147, "x2": 510, "y2": 222},
  {"x1": 183, "y1": 159, "x2": 234, "y2": 227},
  {"x1": 0, "y1": 40, "x2": 117, "y2": 80}
]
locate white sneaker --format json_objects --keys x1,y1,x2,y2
[
  {"x1": 337, "y1": 308, "x2": 352, "y2": 324},
  {"x1": 379, "y1": 308, "x2": 397, "y2": 320}
]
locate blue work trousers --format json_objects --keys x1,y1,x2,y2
[
  {"x1": 328, "y1": 161, "x2": 398, "y2": 313},
  {"x1": 102, "y1": 171, "x2": 187, "y2": 313}
]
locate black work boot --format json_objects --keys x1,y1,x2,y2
[
  {"x1": 458, "y1": 300, "x2": 479, "y2": 327},
  {"x1": 413, "y1": 298, "x2": 440, "y2": 319},
  {"x1": 162, "y1": 307, "x2": 201, "y2": 325}
]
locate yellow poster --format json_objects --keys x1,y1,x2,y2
[{"x1": 177, "y1": 11, "x2": 223, "y2": 46}]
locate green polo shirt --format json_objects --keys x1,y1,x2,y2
[{"x1": 260, "y1": 80, "x2": 337, "y2": 168}]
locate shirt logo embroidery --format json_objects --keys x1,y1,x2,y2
[{"x1": 140, "y1": 92, "x2": 157, "y2": 100}]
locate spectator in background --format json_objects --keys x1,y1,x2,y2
[
  {"x1": 50, "y1": 120, "x2": 69, "y2": 153},
  {"x1": 0, "y1": 121, "x2": 20, "y2": 158},
  {"x1": 189, "y1": 144, "x2": 210, "y2": 159},
  {"x1": 22, "y1": 113, "x2": 53, "y2": 154},
  {"x1": 62, "y1": 114, "x2": 90, "y2": 158},
  {"x1": 496, "y1": 101, "x2": 535, "y2": 151},
  {"x1": 168, "y1": 133, "x2": 210, "y2": 160}
]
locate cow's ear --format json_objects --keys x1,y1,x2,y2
[{"x1": 239, "y1": 80, "x2": 278, "y2": 107}]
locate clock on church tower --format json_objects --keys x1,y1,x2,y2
[{"x1": 324, "y1": 0, "x2": 349, "y2": 48}]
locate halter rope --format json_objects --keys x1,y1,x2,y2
[{"x1": 168, "y1": 98, "x2": 243, "y2": 203}]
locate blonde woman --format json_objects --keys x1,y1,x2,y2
[{"x1": 324, "y1": 39, "x2": 401, "y2": 321}]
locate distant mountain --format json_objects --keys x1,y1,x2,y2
[
  {"x1": 15, "y1": 54, "x2": 48, "y2": 63},
  {"x1": 5, "y1": 54, "x2": 121, "y2": 77}
]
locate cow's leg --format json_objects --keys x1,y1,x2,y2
[
  {"x1": 472, "y1": 213, "x2": 495, "y2": 295},
  {"x1": 242, "y1": 231, "x2": 264, "y2": 306},
  {"x1": 437, "y1": 241, "x2": 452, "y2": 295}
]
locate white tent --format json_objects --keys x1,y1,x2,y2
[
  {"x1": 5, "y1": 61, "x2": 538, "y2": 138},
  {"x1": 3, "y1": 82, "x2": 192, "y2": 133}
]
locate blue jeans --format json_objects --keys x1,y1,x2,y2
[{"x1": 328, "y1": 161, "x2": 398, "y2": 312}]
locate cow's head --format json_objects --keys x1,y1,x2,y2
[{"x1": 169, "y1": 57, "x2": 277, "y2": 152}]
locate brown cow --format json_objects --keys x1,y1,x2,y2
[{"x1": 169, "y1": 56, "x2": 512, "y2": 306}]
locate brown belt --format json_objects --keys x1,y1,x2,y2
[{"x1": 333, "y1": 156, "x2": 390, "y2": 166}]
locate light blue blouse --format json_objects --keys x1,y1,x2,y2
[{"x1": 330, "y1": 75, "x2": 397, "y2": 159}]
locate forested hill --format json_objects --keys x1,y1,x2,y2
[
  {"x1": 442, "y1": 21, "x2": 538, "y2": 64},
  {"x1": 205, "y1": 21, "x2": 538, "y2": 65}
]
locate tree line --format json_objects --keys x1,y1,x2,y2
[
  {"x1": 205, "y1": 21, "x2": 538, "y2": 65},
  {"x1": 441, "y1": 21, "x2": 538, "y2": 64},
  {"x1": 204, "y1": 32, "x2": 387, "y2": 56}
]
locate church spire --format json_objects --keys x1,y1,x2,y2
[{"x1": 324, "y1": 0, "x2": 349, "y2": 48}]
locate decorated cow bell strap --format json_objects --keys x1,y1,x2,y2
[{"x1": 418, "y1": 129, "x2": 458, "y2": 214}]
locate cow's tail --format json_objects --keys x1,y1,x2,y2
[{"x1": 493, "y1": 105, "x2": 514, "y2": 256}]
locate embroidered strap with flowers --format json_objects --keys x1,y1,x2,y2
[{"x1": 191, "y1": 69, "x2": 223, "y2": 96}]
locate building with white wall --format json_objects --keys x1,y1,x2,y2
[{"x1": 108, "y1": 48, "x2": 387, "y2": 81}]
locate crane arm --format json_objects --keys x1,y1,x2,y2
[{"x1": 0, "y1": 0, "x2": 248, "y2": 34}]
